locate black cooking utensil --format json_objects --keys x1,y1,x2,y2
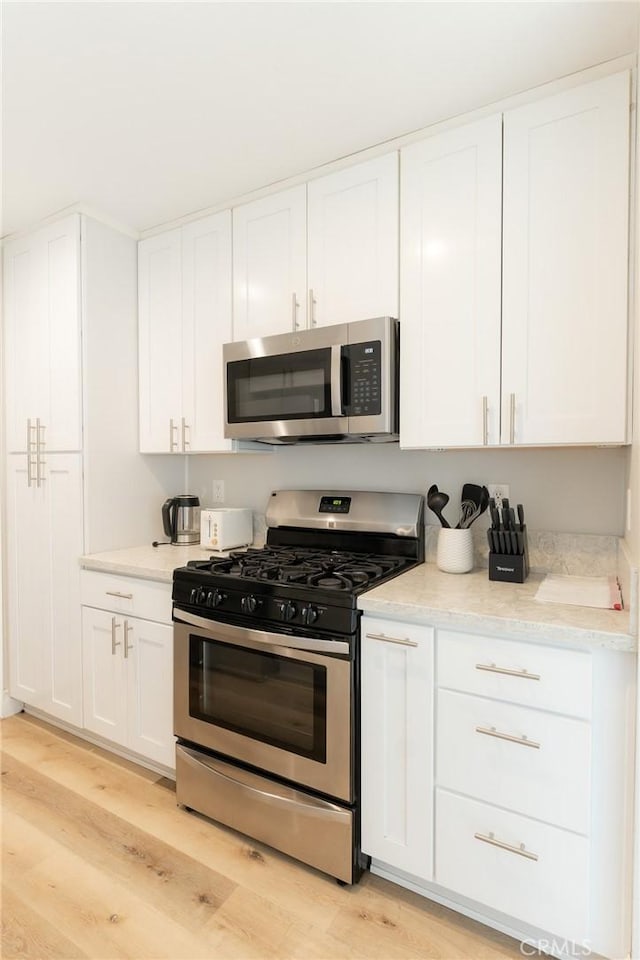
[
  {"x1": 427, "y1": 485, "x2": 451, "y2": 528},
  {"x1": 461, "y1": 485, "x2": 490, "y2": 528}
]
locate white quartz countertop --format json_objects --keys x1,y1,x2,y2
[
  {"x1": 80, "y1": 544, "x2": 231, "y2": 582},
  {"x1": 358, "y1": 563, "x2": 636, "y2": 653}
]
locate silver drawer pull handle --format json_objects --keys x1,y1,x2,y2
[
  {"x1": 123, "y1": 620, "x2": 134, "y2": 659},
  {"x1": 476, "y1": 725, "x2": 540, "y2": 749},
  {"x1": 106, "y1": 590, "x2": 134, "y2": 600},
  {"x1": 111, "y1": 616, "x2": 121, "y2": 655},
  {"x1": 474, "y1": 831, "x2": 538, "y2": 862},
  {"x1": 476, "y1": 662, "x2": 540, "y2": 681},
  {"x1": 365, "y1": 631, "x2": 418, "y2": 648}
]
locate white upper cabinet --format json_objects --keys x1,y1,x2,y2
[
  {"x1": 400, "y1": 70, "x2": 630, "y2": 449},
  {"x1": 307, "y1": 154, "x2": 399, "y2": 327},
  {"x1": 4, "y1": 214, "x2": 82, "y2": 453},
  {"x1": 138, "y1": 229, "x2": 183, "y2": 453},
  {"x1": 232, "y1": 155, "x2": 399, "y2": 339},
  {"x1": 502, "y1": 71, "x2": 630, "y2": 445},
  {"x1": 182, "y1": 212, "x2": 233, "y2": 452},
  {"x1": 232, "y1": 185, "x2": 307, "y2": 340},
  {"x1": 400, "y1": 117, "x2": 502, "y2": 448},
  {"x1": 138, "y1": 211, "x2": 234, "y2": 453}
]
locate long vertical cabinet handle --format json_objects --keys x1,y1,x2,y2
[
  {"x1": 169, "y1": 418, "x2": 179, "y2": 452},
  {"x1": 37, "y1": 421, "x2": 46, "y2": 485},
  {"x1": 308, "y1": 288, "x2": 316, "y2": 327},
  {"x1": 111, "y1": 617, "x2": 121, "y2": 655},
  {"x1": 35, "y1": 418, "x2": 41, "y2": 487},
  {"x1": 482, "y1": 396, "x2": 488, "y2": 445},
  {"x1": 26, "y1": 419, "x2": 34, "y2": 487},
  {"x1": 292, "y1": 292, "x2": 300, "y2": 331},
  {"x1": 123, "y1": 620, "x2": 134, "y2": 659},
  {"x1": 181, "y1": 418, "x2": 190, "y2": 451},
  {"x1": 509, "y1": 393, "x2": 516, "y2": 444}
]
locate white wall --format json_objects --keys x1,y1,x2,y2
[{"x1": 189, "y1": 444, "x2": 628, "y2": 536}]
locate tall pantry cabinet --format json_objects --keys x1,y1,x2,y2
[{"x1": 3, "y1": 213, "x2": 181, "y2": 724}]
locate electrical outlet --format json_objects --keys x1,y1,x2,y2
[
  {"x1": 212, "y1": 480, "x2": 225, "y2": 504},
  {"x1": 487, "y1": 483, "x2": 510, "y2": 510}
]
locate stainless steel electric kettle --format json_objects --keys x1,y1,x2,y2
[{"x1": 162, "y1": 495, "x2": 201, "y2": 545}]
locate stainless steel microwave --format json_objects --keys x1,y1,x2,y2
[{"x1": 223, "y1": 316, "x2": 399, "y2": 444}]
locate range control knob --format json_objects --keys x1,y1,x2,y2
[
  {"x1": 196, "y1": 586, "x2": 207, "y2": 604},
  {"x1": 279, "y1": 601, "x2": 297, "y2": 622},
  {"x1": 241, "y1": 595, "x2": 259, "y2": 614},
  {"x1": 211, "y1": 589, "x2": 226, "y2": 608},
  {"x1": 302, "y1": 605, "x2": 319, "y2": 625},
  {"x1": 189, "y1": 587, "x2": 198, "y2": 604}
]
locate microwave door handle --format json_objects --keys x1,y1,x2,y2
[{"x1": 330, "y1": 344, "x2": 343, "y2": 416}]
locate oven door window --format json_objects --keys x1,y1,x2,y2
[
  {"x1": 227, "y1": 348, "x2": 334, "y2": 423},
  {"x1": 189, "y1": 635, "x2": 327, "y2": 762}
]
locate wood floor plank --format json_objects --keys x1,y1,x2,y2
[
  {"x1": 2, "y1": 751, "x2": 236, "y2": 925},
  {"x1": 1, "y1": 713, "x2": 524, "y2": 960},
  {"x1": 1, "y1": 884, "x2": 87, "y2": 959}
]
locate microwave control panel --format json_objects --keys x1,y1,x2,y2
[{"x1": 345, "y1": 340, "x2": 381, "y2": 416}]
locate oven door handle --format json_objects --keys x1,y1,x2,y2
[{"x1": 173, "y1": 607, "x2": 351, "y2": 656}]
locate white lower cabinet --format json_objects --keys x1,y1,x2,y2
[
  {"x1": 435, "y1": 790, "x2": 590, "y2": 944},
  {"x1": 6, "y1": 453, "x2": 83, "y2": 726},
  {"x1": 81, "y1": 572, "x2": 175, "y2": 770},
  {"x1": 360, "y1": 616, "x2": 635, "y2": 959},
  {"x1": 360, "y1": 617, "x2": 434, "y2": 879}
]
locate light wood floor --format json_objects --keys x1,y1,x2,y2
[{"x1": 1, "y1": 713, "x2": 524, "y2": 960}]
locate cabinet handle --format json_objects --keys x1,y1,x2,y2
[
  {"x1": 475, "y1": 662, "x2": 540, "y2": 681},
  {"x1": 111, "y1": 616, "x2": 121, "y2": 655},
  {"x1": 181, "y1": 418, "x2": 190, "y2": 451},
  {"x1": 123, "y1": 620, "x2": 133, "y2": 659},
  {"x1": 37, "y1": 421, "x2": 46, "y2": 486},
  {"x1": 169, "y1": 418, "x2": 179, "y2": 452},
  {"x1": 475, "y1": 725, "x2": 540, "y2": 749},
  {"x1": 474, "y1": 831, "x2": 538, "y2": 862},
  {"x1": 106, "y1": 590, "x2": 134, "y2": 600},
  {"x1": 308, "y1": 288, "x2": 316, "y2": 327},
  {"x1": 292, "y1": 292, "x2": 300, "y2": 331},
  {"x1": 365, "y1": 631, "x2": 418, "y2": 648},
  {"x1": 509, "y1": 393, "x2": 516, "y2": 444},
  {"x1": 482, "y1": 396, "x2": 488, "y2": 445},
  {"x1": 26, "y1": 419, "x2": 35, "y2": 487}
]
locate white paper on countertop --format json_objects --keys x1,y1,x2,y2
[{"x1": 535, "y1": 574, "x2": 623, "y2": 610}]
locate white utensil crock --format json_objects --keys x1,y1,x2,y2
[{"x1": 436, "y1": 527, "x2": 474, "y2": 574}]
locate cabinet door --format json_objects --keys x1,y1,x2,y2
[
  {"x1": 7, "y1": 453, "x2": 83, "y2": 725},
  {"x1": 4, "y1": 215, "x2": 82, "y2": 453},
  {"x1": 232, "y1": 185, "x2": 306, "y2": 339},
  {"x1": 307, "y1": 154, "x2": 398, "y2": 328},
  {"x1": 502, "y1": 71, "x2": 630, "y2": 445},
  {"x1": 6, "y1": 455, "x2": 49, "y2": 707},
  {"x1": 182, "y1": 212, "x2": 233, "y2": 452},
  {"x1": 125, "y1": 618, "x2": 175, "y2": 768},
  {"x1": 360, "y1": 618, "x2": 434, "y2": 879},
  {"x1": 138, "y1": 230, "x2": 183, "y2": 452},
  {"x1": 400, "y1": 116, "x2": 502, "y2": 448},
  {"x1": 82, "y1": 607, "x2": 128, "y2": 746}
]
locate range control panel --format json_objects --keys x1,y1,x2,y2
[{"x1": 345, "y1": 340, "x2": 381, "y2": 416}]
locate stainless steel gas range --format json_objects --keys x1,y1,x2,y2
[{"x1": 172, "y1": 489, "x2": 425, "y2": 884}]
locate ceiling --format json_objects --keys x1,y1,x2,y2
[{"x1": 2, "y1": 1, "x2": 638, "y2": 238}]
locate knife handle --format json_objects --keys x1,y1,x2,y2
[
  {"x1": 510, "y1": 531, "x2": 518, "y2": 554},
  {"x1": 517, "y1": 503, "x2": 525, "y2": 530}
]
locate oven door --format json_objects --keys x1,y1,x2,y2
[{"x1": 173, "y1": 609, "x2": 353, "y2": 803}]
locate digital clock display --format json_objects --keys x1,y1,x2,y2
[{"x1": 318, "y1": 496, "x2": 352, "y2": 514}]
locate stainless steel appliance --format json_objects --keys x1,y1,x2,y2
[
  {"x1": 223, "y1": 316, "x2": 399, "y2": 444},
  {"x1": 162, "y1": 495, "x2": 201, "y2": 545},
  {"x1": 172, "y1": 489, "x2": 424, "y2": 883}
]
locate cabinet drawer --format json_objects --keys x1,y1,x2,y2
[
  {"x1": 437, "y1": 689, "x2": 591, "y2": 833},
  {"x1": 435, "y1": 789, "x2": 590, "y2": 945},
  {"x1": 80, "y1": 570, "x2": 172, "y2": 623},
  {"x1": 437, "y1": 630, "x2": 592, "y2": 719}
]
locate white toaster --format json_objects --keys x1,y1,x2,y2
[{"x1": 200, "y1": 507, "x2": 253, "y2": 551}]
